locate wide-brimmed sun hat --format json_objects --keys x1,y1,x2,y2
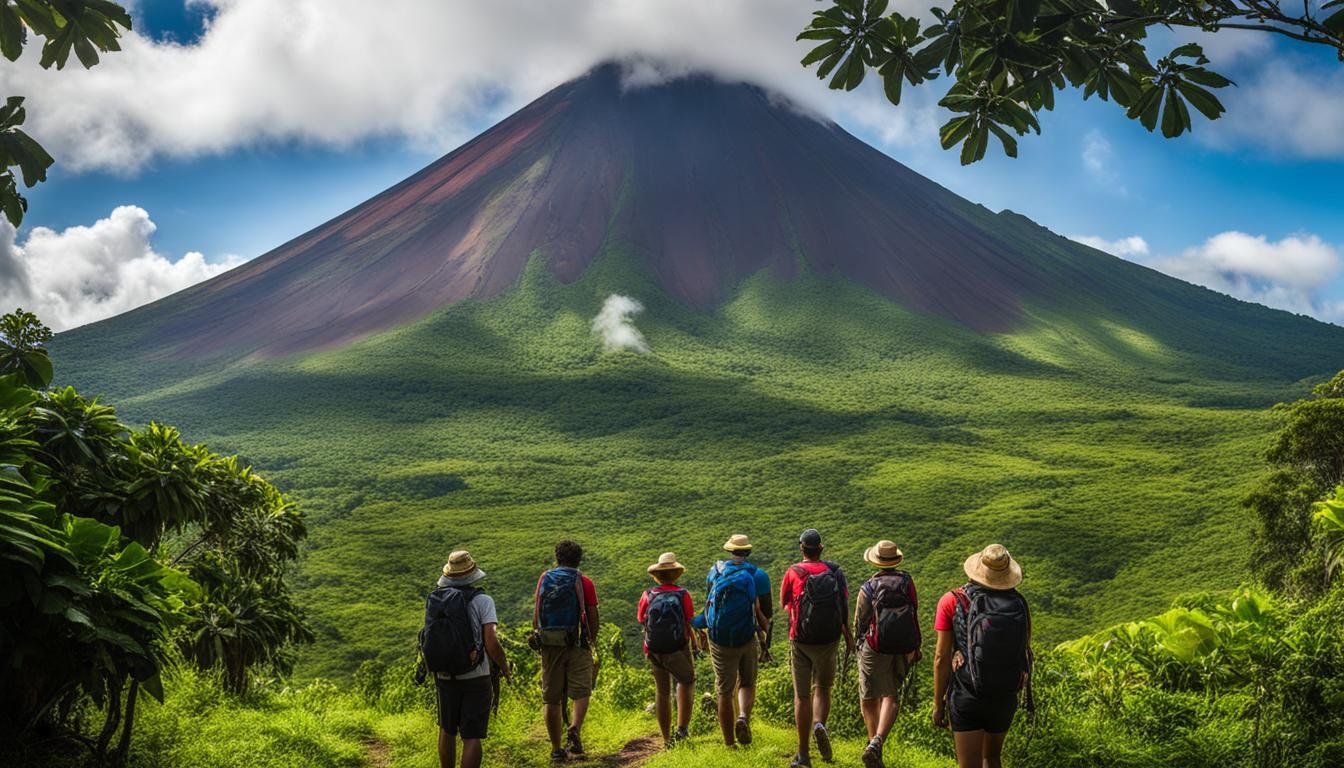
[
  {"x1": 648, "y1": 551, "x2": 686, "y2": 578},
  {"x1": 439, "y1": 550, "x2": 486, "y2": 587},
  {"x1": 864, "y1": 540, "x2": 904, "y2": 568},
  {"x1": 963, "y1": 544, "x2": 1022, "y2": 590},
  {"x1": 722, "y1": 534, "x2": 752, "y2": 552}
]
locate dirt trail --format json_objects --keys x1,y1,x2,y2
[
  {"x1": 362, "y1": 737, "x2": 392, "y2": 768},
  {"x1": 592, "y1": 736, "x2": 664, "y2": 767}
]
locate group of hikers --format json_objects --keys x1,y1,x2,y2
[{"x1": 420, "y1": 531, "x2": 1033, "y2": 768}]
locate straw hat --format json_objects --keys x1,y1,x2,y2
[
  {"x1": 722, "y1": 534, "x2": 752, "y2": 553},
  {"x1": 864, "y1": 540, "x2": 904, "y2": 568},
  {"x1": 647, "y1": 552, "x2": 686, "y2": 578},
  {"x1": 439, "y1": 550, "x2": 486, "y2": 587},
  {"x1": 963, "y1": 544, "x2": 1022, "y2": 590}
]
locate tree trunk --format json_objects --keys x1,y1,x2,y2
[
  {"x1": 112, "y1": 679, "x2": 139, "y2": 765},
  {"x1": 95, "y1": 677, "x2": 123, "y2": 760}
]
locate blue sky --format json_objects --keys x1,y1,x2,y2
[{"x1": 6, "y1": 0, "x2": 1344, "y2": 329}]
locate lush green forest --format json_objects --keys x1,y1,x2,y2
[{"x1": 52, "y1": 237, "x2": 1343, "y2": 680}]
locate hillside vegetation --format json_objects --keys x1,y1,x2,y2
[{"x1": 51, "y1": 242, "x2": 1344, "y2": 681}]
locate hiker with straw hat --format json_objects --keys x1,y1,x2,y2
[
  {"x1": 853, "y1": 540, "x2": 922, "y2": 768},
  {"x1": 931, "y1": 544, "x2": 1033, "y2": 768},
  {"x1": 691, "y1": 533, "x2": 771, "y2": 747},
  {"x1": 420, "y1": 550, "x2": 512, "y2": 768},
  {"x1": 636, "y1": 552, "x2": 699, "y2": 748}
]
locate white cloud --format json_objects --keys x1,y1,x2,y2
[
  {"x1": 0, "y1": 206, "x2": 245, "y2": 331},
  {"x1": 591, "y1": 294, "x2": 649, "y2": 353},
  {"x1": 1070, "y1": 234, "x2": 1150, "y2": 257},
  {"x1": 1080, "y1": 130, "x2": 1129, "y2": 195},
  {"x1": 1201, "y1": 57, "x2": 1344, "y2": 158},
  {"x1": 0, "y1": 0, "x2": 946, "y2": 173}
]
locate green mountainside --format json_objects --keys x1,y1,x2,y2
[{"x1": 52, "y1": 220, "x2": 1344, "y2": 679}]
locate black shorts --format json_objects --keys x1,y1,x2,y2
[
  {"x1": 435, "y1": 676, "x2": 492, "y2": 739},
  {"x1": 948, "y1": 682, "x2": 1018, "y2": 734}
]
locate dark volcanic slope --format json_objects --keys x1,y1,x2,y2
[{"x1": 92, "y1": 64, "x2": 1060, "y2": 357}]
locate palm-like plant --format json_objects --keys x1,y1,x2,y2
[{"x1": 1312, "y1": 489, "x2": 1344, "y2": 587}]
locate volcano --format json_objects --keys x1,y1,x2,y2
[
  {"x1": 65, "y1": 64, "x2": 1136, "y2": 356},
  {"x1": 49, "y1": 63, "x2": 1344, "y2": 677}
]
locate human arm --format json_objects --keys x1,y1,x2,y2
[
  {"x1": 932, "y1": 629, "x2": 953, "y2": 728},
  {"x1": 838, "y1": 566, "x2": 855, "y2": 656},
  {"x1": 483, "y1": 623, "x2": 511, "y2": 680},
  {"x1": 907, "y1": 577, "x2": 923, "y2": 664}
]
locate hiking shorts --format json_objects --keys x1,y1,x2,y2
[
  {"x1": 948, "y1": 682, "x2": 1018, "y2": 734},
  {"x1": 709, "y1": 638, "x2": 759, "y2": 697},
  {"x1": 540, "y1": 644, "x2": 594, "y2": 705},
  {"x1": 789, "y1": 640, "x2": 839, "y2": 695},
  {"x1": 648, "y1": 649, "x2": 695, "y2": 687},
  {"x1": 435, "y1": 676, "x2": 492, "y2": 739},
  {"x1": 858, "y1": 643, "x2": 910, "y2": 700}
]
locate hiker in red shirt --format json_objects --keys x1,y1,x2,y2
[
  {"x1": 636, "y1": 552, "x2": 699, "y2": 748},
  {"x1": 932, "y1": 544, "x2": 1033, "y2": 768},
  {"x1": 780, "y1": 529, "x2": 855, "y2": 768}
]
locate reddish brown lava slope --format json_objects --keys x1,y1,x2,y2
[{"x1": 128, "y1": 63, "x2": 1053, "y2": 357}]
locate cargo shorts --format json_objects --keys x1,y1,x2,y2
[
  {"x1": 540, "y1": 644, "x2": 594, "y2": 705},
  {"x1": 709, "y1": 637, "x2": 759, "y2": 697},
  {"x1": 790, "y1": 640, "x2": 839, "y2": 695},
  {"x1": 648, "y1": 649, "x2": 695, "y2": 687},
  {"x1": 857, "y1": 642, "x2": 910, "y2": 700}
]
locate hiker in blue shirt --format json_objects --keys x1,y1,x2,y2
[{"x1": 692, "y1": 534, "x2": 770, "y2": 747}]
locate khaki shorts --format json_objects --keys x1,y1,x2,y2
[
  {"x1": 709, "y1": 638, "x2": 759, "y2": 697},
  {"x1": 649, "y1": 649, "x2": 695, "y2": 687},
  {"x1": 790, "y1": 640, "x2": 839, "y2": 695},
  {"x1": 858, "y1": 643, "x2": 910, "y2": 700},
  {"x1": 540, "y1": 645, "x2": 594, "y2": 705}
]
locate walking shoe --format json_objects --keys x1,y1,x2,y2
[
  {"x1": 789, "y1": 754, "x2": 812, "y2": 768},
  {"x1": 674, "y1": 725, "x2": 690, "y2": 742},
  {"x1": 861, "y1": 737, "x2": 884, "y2": 768},
  {"x1": 734, "y1": 716, "x2": 752, "y2": 746},
  {"x1": 566, "y1": 726, "x2": 584, "y2": 756},
  {"x1": 550, "y1": 748, "x2": 568, "y2": 763},
  {"x1": 813, "y1": 723, "x2": 832, "y2": 763}
]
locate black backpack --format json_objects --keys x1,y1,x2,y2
[
  {"x1": 951, "y1": 584, "x2": 1030, "y2": 695},
  {"x1": 864, "y1": 570, "x2": 919, "y2": 654},
  {"x1": 792, "y1": 562, "x2": 845, "y2": 645},
  {"x1": 420, "y1": 586, "x2": 483, "y2": 677},
  {"x1": 643, "y1": 587, "x2": 688, "y2": 654}
]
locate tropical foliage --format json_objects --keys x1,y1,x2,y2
[
  {"x1": 1245, "y1": 370, "x2": 1344, "y2": 595},
  {"x1": 798, "y1": 0, "x2": 1344, "y2": 163},
  {"x1": 0, "y1": 310, "x2": 308, "y2": 761}
]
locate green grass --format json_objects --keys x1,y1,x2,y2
[{"x1": 50, "y1": 241, "x2": 1343, "y2": 681}]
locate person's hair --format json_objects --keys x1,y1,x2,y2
[
  {"x1": 730, "y1": 549, "x2": 751, "y2": 558},
  {"x1": 555, "y1": 540, "x2": 583, "y2": 567},
  {"x1": 654, "y1": 570, "x2": 680, "y2": 584},
  {"x1": 802, "y1": 544, "x2": 823, "y2": 559}
]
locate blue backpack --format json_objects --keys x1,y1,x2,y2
[
  {"x1": 538, "y1": 567, "x2": 586, "y2": 645},
  {"x1": 705, "y1": 561, "x2": 756, "y2": 647}
]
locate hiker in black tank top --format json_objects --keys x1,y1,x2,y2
[{"x1": 932, "y1": 544, "x2": 1033, "y2": 768}]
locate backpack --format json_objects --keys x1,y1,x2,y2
[
  {"x1": 792, "y1": 562, "x2": 845, "y2": 645},
  {"x1": 863, "y1": 570, "x2": 919, "y2": 654},
  {"x1": 643, "y1": 587, "x2": 688, "y2": 654},
  {"x1": 951, "y1": 584, "x2": 1030, "y2": 695},
  {"x1": 420, "y1": 586, "x2": 483, "y2": 677},
  {"x1": 537, "y1": 567, "x2": 587, "y2": 646},
  {"x1": 706, "y1": 561, "x2": 756, "y2": 647}
]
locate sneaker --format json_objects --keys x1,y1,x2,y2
[
  {"x1": 813, "y1": 723, "x2": 832, "y2": 763},
  {"x1": 550, "y1": 748, "x2": 568, "y2": 763},
  {"x1": 790, "y1": 754, "x2": 812, "y2": 768},
  {"x1": 734, "y1": 717, "x2": 752, "y2": 746},
  {"x1": 861, "y1": 737, "x2": 884, "y2": 768},
  {"x1": 675, "y1": 725, "x2": 690, "y2": 742},
  {"x1": 566, "y1": 726, "x2": 584, "y2": 756}
]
